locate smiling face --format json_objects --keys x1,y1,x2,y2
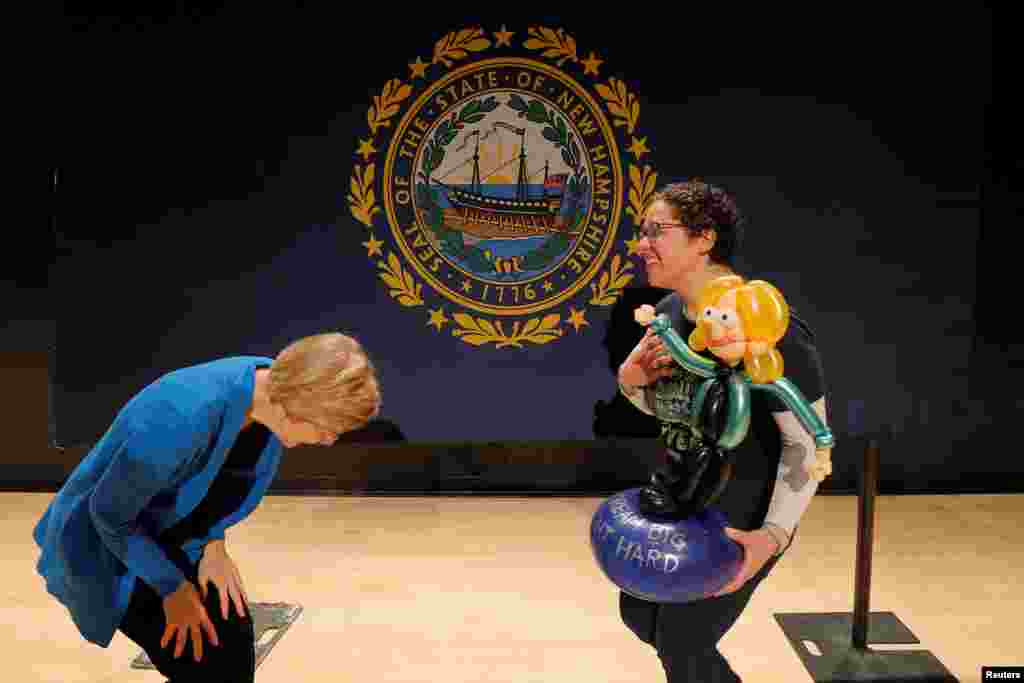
[{"x1": 636, "y1": 199, "x2": 715, "y2": 290}]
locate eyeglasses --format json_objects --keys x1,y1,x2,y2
[{"x1": 638, "y1": 220, "x2": 689, "y2": 241}]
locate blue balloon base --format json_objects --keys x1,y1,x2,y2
[{"x1": 590, "y1": 487, "x2": 744, "y2": 604}]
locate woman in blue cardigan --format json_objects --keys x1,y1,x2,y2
[{"x1": 34, "y1": 332, "x2": 381, "y2": 682}]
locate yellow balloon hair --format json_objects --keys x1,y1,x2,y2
[
  {"x1": 736, "y1": 280, "x2": 789, "y2": 383},
  {"x1": 736, "y1": 280, "x2": 790, "y2": 347},
  {"x1": 744, "y1": 347, "x2": 784, "y2": 384}
]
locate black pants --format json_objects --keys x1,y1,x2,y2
[
  {"x1": 619, "y1": 552, "x2": 782, "y2": 682},
  {"x1": 118, "y1": 541, "x2": 255, "y2": 682}
]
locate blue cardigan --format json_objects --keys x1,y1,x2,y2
[{"x1": 33, "y1": 356, "x2": 283, "y2": 647}]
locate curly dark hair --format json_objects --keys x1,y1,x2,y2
[{"x1": 651, "y1": 177, "x2": 745, "y2": 266}]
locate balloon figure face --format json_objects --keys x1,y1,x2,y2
[
  {"x1": 701, "y1": 289, "x2": 748, "y2": 364},
  {"x1": 690, "y1": 276, "x2": 790, "y2": 384}
]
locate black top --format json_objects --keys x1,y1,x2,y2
[
  {"x1": 158, "y1": 421, "x2": 271, "y2": 547},
  {"x1": 646, "y1": 291, "x2": 827, "y2": 531}
]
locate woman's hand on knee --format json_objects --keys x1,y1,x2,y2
[
  {"x1": 199, "y1": 540, "x2": 249, "y2": 621},
  {"x1": 161, "y1": 580, "x2": 219, "y2": 662}
]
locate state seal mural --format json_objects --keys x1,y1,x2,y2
[{"x1": 348, "y1": 26, "x2": 659, "y2": 348}]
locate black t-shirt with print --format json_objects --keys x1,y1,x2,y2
[{"x1": 645, "y1": 291, "x2": 827, "y2": 531}]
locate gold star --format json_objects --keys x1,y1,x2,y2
[
  {"x1": 581, "y1": 51, "x2": 603, "y2": 76},
  {"x1": 567, "y1": 307, "x2": 589, "y2": 333},
  {"x1": 356, "y1": 138, "x2": 376, "y2": 162},
  {"x1": 542, "y1": 280, "x2": 554, "y2": 293},
  {"x1": 494, "y1": 25, "x2": 514, "y2": 47},
  {"x1": 625, "y1": 235, "x2": 642, "y2": 255},
  {"x1": 626, "y1": 136, "x2": 650, "y2": 161},
  {"x1": 426, "y1": 308, "x2": 449, "y2": 332},
  {"x1": 461, "y1": 279, "x2": 473, "y2": 293},
  {"x1": 409, "y1": 56, "x2": 429, "y2": 80},
  {"x1": 362, "y1": 234, "x2": 384, "y2": 258}
]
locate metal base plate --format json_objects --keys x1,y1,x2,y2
[
  {"x1": 774, "y1": 612, "x2": 958, "y2": 682},
  {"x1": 132, "y1": 602, "x2": 303, "y2": 671}
]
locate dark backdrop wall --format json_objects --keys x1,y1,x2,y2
[{"x1": 17, "y1": 5, "x2": 1015, "y2": 493}]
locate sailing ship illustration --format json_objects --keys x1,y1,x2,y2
[{"x1": 425, "y1": 123, "x2": 582, "y2": 241}]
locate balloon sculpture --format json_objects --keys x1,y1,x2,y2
[{"x1": 590, "y1": 275, "x2": 834, "y2": 603}]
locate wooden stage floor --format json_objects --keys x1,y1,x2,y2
[{"x1": 4, "y1": 492, "x2": 1019, "y2": 682}]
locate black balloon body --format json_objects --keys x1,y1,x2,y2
[{"x1": 590, "y1": 373, "x2": 744, "y2": 604}]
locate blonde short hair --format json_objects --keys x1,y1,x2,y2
[{"x1": 267, "y1": 333, "x2": 381, "y2": 434}]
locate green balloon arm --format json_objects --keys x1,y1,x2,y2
[
  {"x1": 647, "y1": 314, "x2": 718, "y2": 379},
  {"x1": 749, "y1": 376, "x2": 835, "y2": 449},
  {"x1": 719, "y1": 374, "x2": 751, "y2": 451},
  {"x1": 692, "y1": 379, "x2": 712, "y2": 426}
]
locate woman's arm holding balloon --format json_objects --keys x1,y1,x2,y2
[
  {"x1": 618, "y1": 306, "x2": 688, "y2": 415},
  {"x1": 617, "y1": 328, "x2": 674, "y2": 416},
  {"x1": 618, "y1": 377, "x2": 656, "y2": 416},
  {"x1": 762, "y1": 396, "x2": 830, "y2": 551},
  {"x1": 714, "y1": 395, "x2": 829, "y2": 596}
]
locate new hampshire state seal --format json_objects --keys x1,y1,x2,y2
[{"x1": 348, "y1": 26, "x2": 659, "y2": 348}]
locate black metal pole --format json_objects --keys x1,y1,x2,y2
[
  {"x1": 852, "y1": 438, "x2": 879, "y2": 649},
  {"x1": 775, "y1": 432, "x2": 958, "y2": 680}
]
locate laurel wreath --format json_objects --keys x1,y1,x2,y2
[
  {"x1": 523, "y1": 27, "x2": 579, "y2": 68},
  {"x1": 452, "y1": 313, "x2": 562, "y2": 348},
  {"x1": 377, "y1": 253, "x2": 424, "y2": 307},
  {"x1": 588, "y1": 254, "x2": 636, "y2": 306},
  {"x1": 594, "y1": 78, "x2": 640, "y2": 135},
  {"x1": 368, "y1": 79, "x2": 414, "y2": 136},
  {"x1": 348, "y1": 25, "x2": 658, "y2": 348},
  {"x1": 625, "y1": 163, "x2": 658, "y2": 226},
  {"x1": 433, "y1": 28, "x2": 491, "y2": 68},
  {"x1": 347, "y1": 163, "x2": 380, "y2": 228},
  {"x1": 522, "y1": 27, "x2": 638, "y2": 137}
]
